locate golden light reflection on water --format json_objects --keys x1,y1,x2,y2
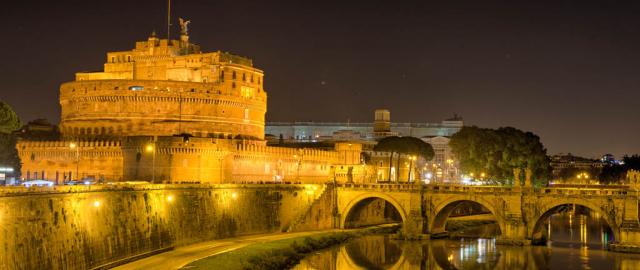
[{"x1": 293, "y1": 210, "x2": 640, "y2": 270}]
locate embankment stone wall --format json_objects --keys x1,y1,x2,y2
[{"x1": 0, "y1": 184, "x2": 321, "y2": 270}]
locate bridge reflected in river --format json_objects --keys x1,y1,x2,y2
[{"x1": 294, "y1": 212, "x2": 640, "y2": 270}]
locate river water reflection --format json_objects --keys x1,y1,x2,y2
[{"x1": 294, "y1": 212, "x2": 640, "y2": 269}]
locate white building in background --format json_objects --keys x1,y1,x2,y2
[
  {"x1": 266, "y1": 110, "x2": 463, "y2": 183},
  {"x1": 421, "y1": 136, "x2": 459, "y2": 183},
  {"x1": 266, "y1": 110, "x2": 463, "y2": 142}
]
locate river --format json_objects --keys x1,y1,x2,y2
[{"x1": 293, "y1": 212, "x2": 640, "y2": 269}]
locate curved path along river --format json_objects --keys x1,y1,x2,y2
[{"x1": 112, "y1": 230, "x2": 338, "y2": 270}]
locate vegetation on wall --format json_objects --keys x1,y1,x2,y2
[{"x1": 449, "y1": 126, "x2": 550, "y2": 185}]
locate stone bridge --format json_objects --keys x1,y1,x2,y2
[{"x1": 334, "y1": 183, "x2": 640, "y2": 248}]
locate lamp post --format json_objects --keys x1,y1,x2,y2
[
  {"x1": 294, "y1": 152, "x2": 303, "y2": 183},
  {"x1": 145, "y1": 141, "x2": 156, "y2": 183},
  {"x1": 69, "y1": 142, "x2": 79, "y2": 181}
]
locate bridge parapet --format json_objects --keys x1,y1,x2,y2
[
  {"x1": 535, "y1": 187, "x2": 631, "y2": 197},
  {"x1": 338, "y1": 183, "x2": 421, "y2": 192},
  {"x1": 0, "y1": 183, "x2": 319, "y2": 197},
  {"x1": 426, "y1": 184, "x2": 518, "y2": 194}
]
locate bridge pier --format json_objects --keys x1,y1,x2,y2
[
  {"x1": 496, "y1": 218, "x2": 530, "y2": 246},
  {"x1": 610, "y1": 223, "x2": 640, "y2": 253}
]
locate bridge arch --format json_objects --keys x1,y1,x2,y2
[
  {"x1": 340, "y1": 192, "x2": 408, "y2": 229},
  {"x1": 529, "y1": 199, "x2": 620, "y2": 242},
  {"x1": 430, "y1": 195, "x2": 505, "y2": 236},
  {"x1": 339, "y1": 236, "x2": 408, "y2": 270}
]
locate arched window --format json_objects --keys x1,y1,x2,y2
[
  {"x1": 220, "y1": 71, "x2": 225, "y2": 82},
  {"x1": 232, "y1": 82, "x2": 236, "y2": 88},
  {"x1": 232, "y1": 71, "x2": 236, "y2": 80},
  {"x1": 242, "y1": 73, "x2": 246, "y2": 81}
]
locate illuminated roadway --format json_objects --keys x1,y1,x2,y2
[{"x1": 111, "y1": 230, "x2": 339, "y2": 270}]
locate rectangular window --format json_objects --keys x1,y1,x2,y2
[{"x1": 241, "y1": 86, "x2": 255, "y2": 98}]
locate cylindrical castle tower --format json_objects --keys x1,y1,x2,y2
[{"x1": 59, "y1": 33, "x2": 267, "y2": 140}]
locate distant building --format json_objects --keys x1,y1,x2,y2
[
  {"x1": 16, "y1": 119, "x2": 60, "y2": 140},
  {"x1": 266, "y1": 110, "x2": 464, "y2": 183},
  {"x1": 265, "y1": 111, "x2": 463, "y2": 143},
  {"x1": 550, "y1": 153, "x2": 604, "y2": 179}
]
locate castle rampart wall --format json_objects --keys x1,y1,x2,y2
[{"x1": 17, "y1": 140, "x2": 124, "y2": 183}]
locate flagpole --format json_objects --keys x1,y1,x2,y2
[{"x1": 167, "y1": 0, "x2": 171, "y2": 40}]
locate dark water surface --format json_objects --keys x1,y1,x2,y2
[{"x1": 293, "y1": 212, "x2": 640, "y2": 269}]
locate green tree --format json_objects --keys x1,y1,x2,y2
[
  {"x1": 449, "y1": 126, "x2": 550, "y2": 185},
  {"x1": 598, "y1": 155, "x2": 640, "y2": 184},
  {"x1": 374, "y1": 136, "x2": 434, "y2": 181},
  {"x1": 0, "y1": 101, "x2": 20, "y2": 134},
  {"x1": 0, "y1": 101, "x2": 21, "y2": 178},
  {"x1": 374, "y1": 136, "x2": 403, "y2": 181}
]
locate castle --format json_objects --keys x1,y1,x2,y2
[{"x1": 17, "y1": 25, "x2": 363, "y2": 184}]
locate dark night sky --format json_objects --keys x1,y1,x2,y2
[{"x1": 1, "y1": 1, "x2": 639, "y2": 158}]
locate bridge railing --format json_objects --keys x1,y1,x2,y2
[
  {"x1": 536, "y1": 187, "x2": 629, "y2": 196},
  {"x1": 337, "y1": 183, "x2": 421, "y2": 191},
  {"x1": 426, "y1": 184, "x2": 515, "y2": 193}
]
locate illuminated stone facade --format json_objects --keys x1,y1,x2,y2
[
  {"x1": 62, "y1": 34, "x2": 266, "y2": 140},
  {"x1": 17, "y1": 32, "x2": 363, "y2": 184}
]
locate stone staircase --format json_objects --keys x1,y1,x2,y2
[{"x1": 286, "y1": 184, "x2": 334, "y2": 232}]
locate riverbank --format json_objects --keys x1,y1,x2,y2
[
  {"x1": 112, "y1": 230, "x2": 339, "y2": 270},
  {"x1": 182, "y1": 224, "x2": 400, "y2": 270}
]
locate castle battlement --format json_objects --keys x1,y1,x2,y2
[
  {"x1": 18, "y1": 140, "x2": 122, "y2": 148},
  {"x1": 234, "y1": 142, "x2": 340, "y2": 162}
]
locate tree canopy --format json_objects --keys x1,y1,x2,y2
[
  {"x1": 449, "y1": 126, "x2": 551, "y2": 185},
  {"x1": 0, "y1": 101, "x2": 20, "y2": 134},
  {"x1": 0, "y1": 101, "x2": 21, "y2": 178},
  {"x1": 598, "y1": 155, "x2": 640, "y2": 184},
  {"x1": 374, "y1": 136, "x2": 435, "y2": 181},
  {"x1": 374, "y1": 136, "x2": 434, "y2": 161}
]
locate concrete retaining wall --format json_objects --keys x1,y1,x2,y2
[{"x1": 0, "y1": 184, "x2": 320, "y2": 270}]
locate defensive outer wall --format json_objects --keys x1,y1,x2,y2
[
  {"x1": 17, "y1": 138, "x2": 365, "y2": 184},
  {"x1": 0, "y1": 184, "x2": 323, "y2": 270}
]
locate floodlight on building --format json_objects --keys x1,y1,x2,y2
[
  {"x1": 93, "y1": 200, "x2": 101, "y2": 208},
  {"x1": 167, "y1": 195, "x2": 174, "y2": 202}
]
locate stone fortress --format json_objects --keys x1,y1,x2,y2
[
  {"x1": 17, "y1": 24, "x2": 362, "y2": 184},
  {"x1": 16, "y1": 21, "x2": 462, "y2": 185}
]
